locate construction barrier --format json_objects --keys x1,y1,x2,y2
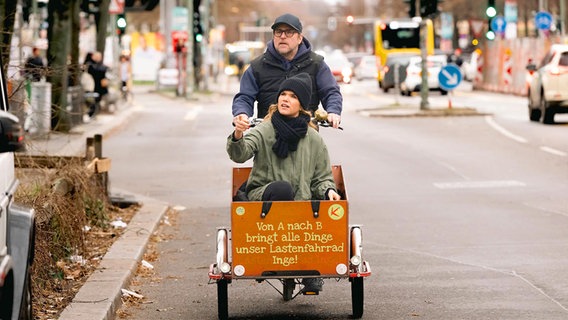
[{"x1": 478, "y1": 36, "x2": 567, "y2": 96}]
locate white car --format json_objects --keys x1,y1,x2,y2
[
  {"x1": 326, "y1": 52, "x2": 353, "y2": 84},
  {"x1": 353, "y1": 55, "x2": 378, "y2": 81},
  {"x1": 527, "y1": 44, "x2": 568, "y2": 124},
  {"x1": 400, "y1": 55, "x2": 448, "y2": 96},
  {"x1": 0, "y1": 53, "x2": 35, "y2": 320}
]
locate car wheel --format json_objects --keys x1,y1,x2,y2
[
  {"x1": 18, "y1": 272, "x2": 33, "y2": 320},
  {"x1": 540, "y1": 94, "x2": 555, "y2": 124},
  {"x1": 528, "y1": 93, "x2": 541, "y2": 122}
]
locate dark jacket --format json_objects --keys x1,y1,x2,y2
[
  {"x1": 88, "y1": 62, "x2": 108, "y2": 98},
  {"x1": 232, "y1": 38, "x2": 342, "y2": 119},
  {"x1": 24, "y1": 56, "x2": 45, "y2": 82}
]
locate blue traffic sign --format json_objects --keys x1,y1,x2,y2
[
  {"x1": 535, "y1": 11, "x2": 553, "y2": 30},
  {"x1": 490, "y1": 16, "x2": 507, "y2": 34},
  {"x1": 438, "y1": 63, "x2": 462, "y2": 91}
]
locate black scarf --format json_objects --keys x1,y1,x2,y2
[{"x1": 271, "y1": 111, "x2": 310, "y2": 158}]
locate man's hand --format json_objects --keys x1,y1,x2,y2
[
  {"x1": 327, "y1": 189, "x2": 341, "y2": 201},
  {"x1": 327, "y1": 113, "x2": 341, "y2": 129}
]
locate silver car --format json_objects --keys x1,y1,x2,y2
[{"x1": 527, "y1": 44, "x2": 568, "y2": 124}]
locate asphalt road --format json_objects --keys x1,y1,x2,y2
[{"x1": 105, "y1": 80, "x2": 568, "y2": 319}]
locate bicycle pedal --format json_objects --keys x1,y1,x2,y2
[{"x1": 302, "y1": 290, "x2": 319, "y2": 295}]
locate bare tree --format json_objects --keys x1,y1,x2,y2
[
  {"x1": 69, "y1": 0, "x2": 82, "y2": 86},
  {"x1": 95, "y1": 0, "x2": 110, "y2": 61},
  {"x1": 47, "y1": 0, "x2": 73, "y2": 131},
  {"x1": 0, "y1": 0, "x2": 17, "y2": 72}
]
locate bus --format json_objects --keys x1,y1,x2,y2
[
  {"x1": 374, "y1": 18, "x2": 435, "y2": 83},
  {"x1": 224, "y1": 41, "x2": 265, "y2": 78}
]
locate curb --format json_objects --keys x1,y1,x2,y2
[
  {"x1": 58, "y1": 191, "x2": 169, "y2": 320},
  {"x1": 358, "y1": 105, "x2": 489, "y2": 118},
  {"x1": 59, "y1": 105, "x2": 139, "y2": 156}
]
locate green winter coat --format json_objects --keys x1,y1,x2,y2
[{"x1": 227, "y1": 121, "x2": 337, "y2": 201}]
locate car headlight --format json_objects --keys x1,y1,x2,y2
[{"x1": 224, "y1": 66, "x2": 235, "y2": 76}]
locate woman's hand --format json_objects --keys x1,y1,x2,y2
[
  {"x1": 327, "y1": 189, "x2": 341, "y2": 201},
  {"x1": 232, "y1": 114, "x2": 250, "y2": 140}
]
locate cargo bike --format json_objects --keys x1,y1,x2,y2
[{"x1": 208, "y1": 165, "x2": 372, "y2": 319}]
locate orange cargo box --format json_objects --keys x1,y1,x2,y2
[{"x1": 230, "y1": 166, "x2": 349, "y2": 279}]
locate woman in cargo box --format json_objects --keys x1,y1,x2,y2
[{"x1": 227, "y1": 73, "x2": 340, "y2": 202}]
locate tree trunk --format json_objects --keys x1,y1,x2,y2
[
  {"x1": 96, "y1": 0, "x2": 110, "y2": 60},
  {"x1": 47, "y1": 0, "x2": 72, "y2": 131},
  {"x1": 69, "y1": 0, "x2": 81, "y2": 86},
  {"x1": 0, "y1": 0, "x2": 17, "y2": 72}
]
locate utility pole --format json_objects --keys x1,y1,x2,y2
[
  {"x1": 200, "y1": 0, "x2": 209, "y2": 91},
  {"x1": 186, "y1": 0, "x2": 195, "y2": 96},
  {"x1": 560, "y1": 0, "x2": 566, "y2": 36},
  {"x1": 419, "y1": 19, "x2": 429, "y2": 110}
]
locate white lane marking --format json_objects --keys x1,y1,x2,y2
[
  {"x1": 485, "y1": 116, "x2": 528, "y2": 143},
  {"x1": 184, "y1": 106, "x2": 203, "y2": 121},
  {"x1": 539, "y1": 146, "x2": 568, "y2": 157},
  {"x1": 437, "y1": 161, "x2": 470, "y2": 180},
  {"x1": 434, "y1": 180, "x2": 526, "y2": 189}
]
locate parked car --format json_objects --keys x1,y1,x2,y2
[
  {"x1": 325, "y1": 52, "x2": 353, "y2": 84},
  {"x1": 379, "y1": 53, "x2": 418, "y2": 93},
  {"x1": 345, "y1": 52, "x2": 368, "y2": 66},
  {"x1": 353, "y1": 55, "x2": 378, "y2": 81},
  {"x1": 400, "y1": 55, "x2": 448, "y2": 96},
  {"x1": 460, "y1": 50, "x2": 479, "y2": 82},
  {"x1": 0, "y1": 53, "x2": 35, "y2": 320},
  {"x1": 526, "y1": 44, "x2": 568, "y2": 124}
]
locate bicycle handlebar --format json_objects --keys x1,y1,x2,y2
[{"x1": 234, "y1": 117, "x2": 343, "y2": 130}]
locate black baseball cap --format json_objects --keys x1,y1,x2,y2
[{"x1": 271, "y1": 13, "x2": 303, "y2": 33}]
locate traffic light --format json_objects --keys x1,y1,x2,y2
[
  {"x1": 116, "y1": 14, "x2": 127, "y2": 36},
  {"x1": 420, "y1": 0, "x2": 438, "y2": 18},
  {"x1": 346, "y1": 15, "x2": 354, "y2": 25},
  {"x1": 486, "y1": 0, "x2": 497, "y2": 19},
  {"x1": 485, "y1": 0, "x2": 496, "y2": 40},
  {"x1": 404, "y1": 0, "x2": 416, "y2": 18},
  {"x1": 193, "y1": 6, "x2": 203, "y2": 42}
]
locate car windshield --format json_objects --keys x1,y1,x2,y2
[
  {"x1": 410, "y1": 57, "x2": 445, "y2": 69},
  {"x1": 559, "y1": 52, "x2": 568, "y2": 66},
  {"x1": 326, "y1": 55, "x2": 350, "y2": 69},
  {"x1": 387, "y1": 54, "x2": 417, "y2": 66},
  {"x1": 362, "y1": 57, "x2": 376, "y2": 66}
]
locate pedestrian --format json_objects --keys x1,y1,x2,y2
[
  {"x1": 24, "y1": 47, "x2": 45, "y2": 82},
  {"x1": 228, "y1": 73, "x2": 339, "y2": 292},
  {"x1": 119, "y1": 54, "x2": 132, "y2": 100},
  {"x1": 236, "y1": 56, "x2": 245, "y2": 81},
  {"x1": 447, "y1": 48, "x2": 463, "y2": 67},
  {"x1": 87, "y1": 51, "x2": 109, "y2": 117},
  {"x1": 232, "y1": 13, "x2": 342, "y2": 128}
]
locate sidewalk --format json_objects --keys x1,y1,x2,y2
[{"x1": 22, "y1": 87, "x2": 170, "y2": 320}]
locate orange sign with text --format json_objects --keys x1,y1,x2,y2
[{"x1": 231, "y1": 199, "x2": 349, "y2": 278}]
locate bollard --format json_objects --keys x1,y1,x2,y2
[{"x1": 86, "y1": 135, "x2": 110, "y2": 197}]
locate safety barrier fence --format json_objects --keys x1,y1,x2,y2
[{"x1": 473, "y1": 35, "x2": 568, "y2": 96}]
